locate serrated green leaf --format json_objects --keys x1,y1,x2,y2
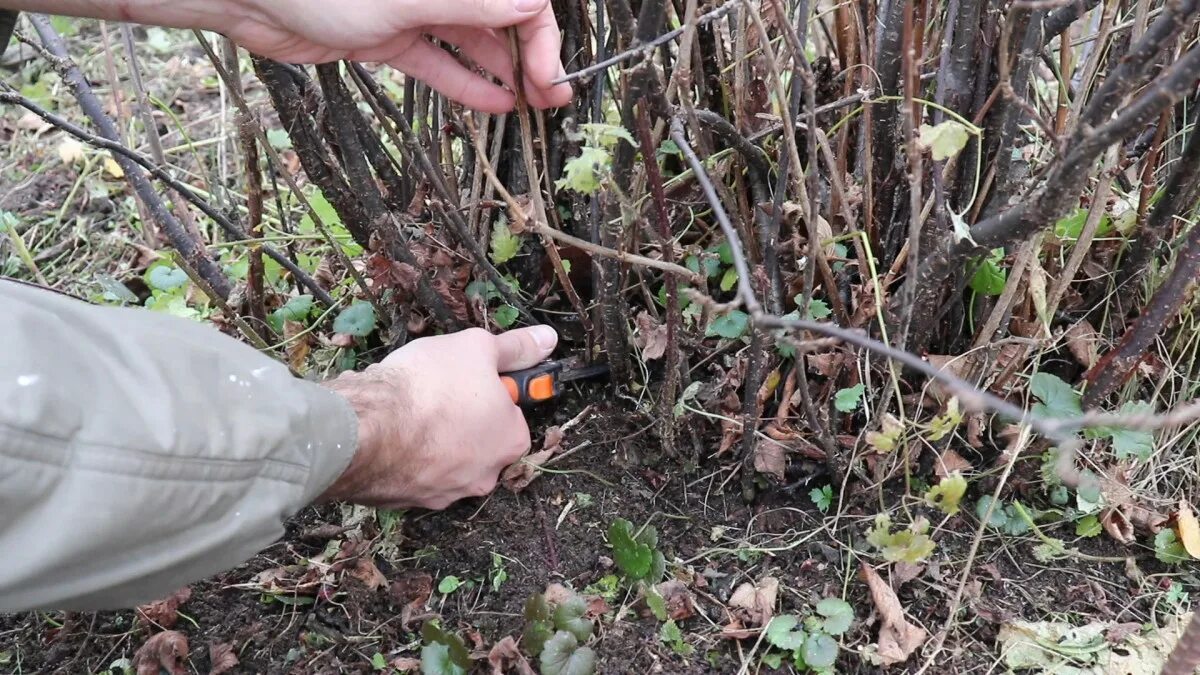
[
  {"x1": 815, "y1": 598, "x2": 854, "y2": 636},
  {"x1": 493, "y1": 304, "x2": 519, "y2": 328},
  {"x1": 1030, "y1": 372, "x2": 1083, "y2": 419},
  {"x1": 420, "y1": 622, "x2": 470, "y2": 675},
  {"x1": 1100, "y1": 401, "x2": 1155, "y2": 461},
  {"x1": 523, "y1": 594, "x2": 555, "y2": 656},
  {"x1": 919, "y1": 120, "x2": 971, "y2": 161},
  {"x1": 802, "y1": 632, "x2": 839, "y2": 669},
  {"x1": 490, "y1": 219, "x2": 521, "y2": 264},
  {"x1": 1156, "y1": 529, "x2": 1189, "y2": 564},
  {"x1": 866, "y1": 514, "x2": 936, "y2": 563},
  {"x1": 333, "y1": 302, "x2": 376, "y2": 337},
  {"x1": 925, "y1": 473, "x2": 968, "y2": 515},
  {"x1": 556, "y1": 146, "x2": 611, "y2": 195},
  {"x1": 609, "y1": 519, "x2": 653, "y2": 580},
  {"x1": 579, "y1": 123, "x2": 635, "y2": 148},
  {"x1": 810, "y1": 485, "x2": 833, "y2": 513},
  {"x1": 806, "y1": 298, "x2": 832, "y2": 320},
  {"x1": 1075, "y1": 515, "x2": 1101, "y2": 537},
  {"x1": 706, "y1": 310, "x2": 750, "y2": 339},
  {"x1": 834, "y1": 384, "x2": 865, "y2": 413},
  {"x1": 147, "y1": 265, "x2": 188, "y2": 291},
  {"x1": 765, "y1": 615, "x2": 807, "y2": 651},
  {"x1": 541, "y1": 631, "x2": 596, "y2": 675},
  {"x1": 975, "y1": 495, "x2": 1010, "y2": 529},
  {"x1": 969, "y1": 249, "x2": 1007, "y2": 295}
]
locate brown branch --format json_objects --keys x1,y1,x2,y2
[{"x1": 28, "y1": 15, "x2": 231, "y2": 299}]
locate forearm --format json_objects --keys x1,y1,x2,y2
[
  {"x1": 0, "y1": 0, "x2": 250, "y2": 32},
  {"x1": 0, "y1": 280, "x2": 356, "y2": 612}
]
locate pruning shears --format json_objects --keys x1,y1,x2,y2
[{"x1": 500, "y1": 356, "x2": 610, "y2": 406}]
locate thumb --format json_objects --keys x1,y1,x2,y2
[
  {"x1": 400, "y1": 0, "x2": 551, "y2": 29},
  {"x1": 495, "y1": 325, "x2": 558, "y2": 371}
]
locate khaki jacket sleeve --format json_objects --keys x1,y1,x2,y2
[{"x1": 0, "y1": 280, "x2": 357, "y2": 612}]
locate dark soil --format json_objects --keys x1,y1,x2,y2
[{"x1": 0, "y1": 391, "x2": 1163, "y2": 675}]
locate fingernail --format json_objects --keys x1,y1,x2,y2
[
  {"x1": 529, "y1": 325, "x2": 558, "y2": 352},
  {"x1": 513, "y1": 0, "x2": 543, "y2": 12}
]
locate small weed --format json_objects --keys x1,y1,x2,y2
[
  {"x1": 437, "y1": 575, "x2": 463, "y2": 595},
  {"x1": 866, "y1": 514, "x2": 936, "y2": 563},
  {"x1": 762, "y1": 597, "x2": 853, "y2": 672},
  {"x1": 490, "y1": 553, "x2": 509, "y2": 592},
  {"x1": 419, "y1": 621, "x2": 471, "y2": 675},
  {"x1": 810, "y1": 485, "x2": 833, "y2": 513},
  {"x1": 660, "y1": 619, "x2": 694, "y2": 656},
  {"x1": 523, "y1": 587, "x2": 596, "y2": 675}
]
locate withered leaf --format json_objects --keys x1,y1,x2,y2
[
  {"x1": 860, "y1": 563, "x2": 927, "y2": 665},
  {"x1": 208, "y1": 642, "x2": 238, "y2": 675},
  {"x1": 654, "y1": 580, "x2": 697, "y2": 621},
  {"x1": 1101, "y1": 508, "x2": 1134, "y2": 545},
  {"x1": 488, "y1": 635, "x2": 536, "y2": 675},
  {"x1": 1064, "y1": 320, "x2": 1100, "y2": 369},
  {"x1": 134, "y1": 630, "x2": 189, "y2": 675},
  {"x1": 935, "y1": 449, "x2": 974, "y2": 478},
  {"x1": 347, "y1": 557, "x2": 388, "y2": 591},
  {"x1": 500, "y1": 449, "x2": 555, "y2": 493},
  {"x1": 136, "y1": 587, "x2": 191, "y2": 629},
  {"x1": 727, "y1": 576, "x2": 778, "y2": 628},
  {"x1": 634, "y1": 311, "x2": 669, "y2": 361},
  {"x1": 753, "y1": 438, "x2": 787, "y2": 481},
  {"x1": 1175, "y1": 500, "x2": 1200, "y2": 559}
]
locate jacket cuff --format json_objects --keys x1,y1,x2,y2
[{"x1": 296, "y1": 381, "x2": 358, "y2": 506}]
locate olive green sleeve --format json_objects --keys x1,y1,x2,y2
[{"x1": 0, "y1": 280, "x2": 357, "y2": 612}]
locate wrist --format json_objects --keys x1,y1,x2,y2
[{"x1": 316, "y1": 366, "x2": 414, "y2": 504}]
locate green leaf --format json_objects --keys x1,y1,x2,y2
[
  {"x1": 806, "y1": 298, "x2": 832, "y2": 320},
  {"x1": 1030, "y1": 372, "x2": 1083, "y2": 419},
  {"x1": 493, "y1": 304, "x2": 519, "y2": 328},
  {"x1": 490, "y1": 219, "x2": 521, "y2": 264},
  {"x1": 578, "y1": 123, "x2": 635, "y2": 148},
  {"x1": 540, "y1": 631, "x2": 597, "y2": 675},
  {"x1": 333, "y1": 302, "x2": 376, "y2": 337},
  {"x1": 608, "y1": 519, "x2": 653, "y2": 580},
  {"x1": 765, "y1": 615, "x2": 807, "y2": 651},
  {"x1": 834, "y1": 384, "x2": 865, "y2": 413},
  {"x1": 147, "y1": 265, "x2": 189, "y2": 291},
  {"x1": 523, "y1": 594, "x2": 555, "y2": 656},
  {"x1": 715, "y1": 241, "x2": 734, "y2": 265},
  {"x1": 719, "y1": 267, "x2": 738, "y2": 292},
  {"x1": 660, "y1": 619, "x2": 694, "y2": 655},
  {"x1": 925, "y1": 473, "x2": 968, "y2": 515},
  {"x1": 274, "y1": 294, "x2": 314, "y2": 323},
  {"x1": 975, "y1": 495, "x2": 1010, "y2": 529},
  {"x1": 438, "y1": 576, "x2": 462, "y2": 594},
  {"x1": 556, "y1": 146, "x2": 611, "y2": 195},
  {"x1": 927, "y1": 397, "x2": 963, "y2": 441},
  {"x1": 1155, "y1": 529, "x2": 1189, "y2": 564},
  {"x1": 1101, "y1": 401, "x2": 1155, "y2": 461},
  {"x1": 918, "y1": 120, "x2": 971, "y2": 161},
  {"x1": 810, "y1": 485, "x2": 833, "y2": 513},
  {"x1": 866, "y1": 514, "x2": 936, "y2": 563},
  {"x1": 802, "y1": 632, "x2": 839, "y2": 669},
  {"x1": 1075, "y1": 515, "x2": 1102, "y2": 537},
  {"x1": 815, "y1": 598, "x2": 854, "y2": 636},
  {"x1": 420, "y1": 622, "x2": 470, "y2": 675},
  {"x1": 645, "y1": 586, "x2": 668, "y2": 621},
  {"x1": 266, "y1": 128, "x2": 293, "y2": 150},
  {"x1": 706, "y1": 310, "x2": 750, "y2": 339},
  {"x1": 371, "y1": 652, "x2": 387, "y2": 670},
  {"x1": 762, "y1": 652, "x2": 783, "y2": 669},
  {"x1": 969, "y1": 249, "x2": 1007, "y2": 295},
  {"x1": 1053, "y1": 208, "x2": 1106, "y2": 240},
  {"x1": 657, "y1": 139, "x2": 681, "y2": 159},
  {"x1": 553, "y1": 596, "x2": 594, "y2": 642}
]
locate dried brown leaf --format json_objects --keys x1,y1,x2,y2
[
  {"x1": 728, "y1": 576, "x2": 778, "y2": 627},
  {"x1": 935, "y1": 449, "x2": 974, "y2": 478},
  {"x1": 1175, "y1": 500, "x2": 1200, "y2": 559},
  {"x1": 893, "y1": 563, "x2": 925, "y2": 588},
  {"x1": 208, "y1": 642, "x2": 238, "y2": 675},
  {"x1": 390, "y1": 657, "x2": 422, "y2": 672},
  {"x1": 136, "y1": 587, "x2": 191, "y2": 629},
  {"x1": 753, "y1": 439, "x2": 787, "y2": 481},
  {"x1": 488, "y1": 635, "x2": 536, "y2": 675},
  {"x1": 390, "y1": 570, "x2": 433, "y2": 629},
  {"x1": 1101, "y1": 508, "x2": 1135, "y2": 545},
  {"x1": 1064, "y1": 320, "x2": 1100, "y2": 369},
  {"x1": 500, "y1": 448, "x2": 554, "y2": 493},
  {"x1": 860, "y1": 563, "x2": 927, "y2": 665},
  {"x1": 347, "y1": 558, "x2": 387, "y2": 591},
  {"x1": 655, "y1": 580, "x2": 697, "y2": 621},
  {"x1": 134, "y1": 630, "x2": 189, "y2": 675},
  {"x1": 634, "y1": 311, "x2": 669, "y2": 361}
]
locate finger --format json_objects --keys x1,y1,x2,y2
[
  {"x1": 494, "y1": 325, "x2": 558, "y2": 371},
  {"x1": 387, "y1": 40, "x2": 515, "y2": 113},
  {"x1": 431, "y1": 27, "x2": 565, "y2": 109},
  {"x1": 399, "y1": 0, "x2": 551, "y2": 30},
  {"x1": 428, "y1": 27, "x2": 515, "y2": 88},
  {"x1": 515, "y1": 6, "x2": 573, "y2": 107}
]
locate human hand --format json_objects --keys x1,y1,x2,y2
[
  {"x1": 227, "y1": 0, "x2": 572, "y2": 112},
  {"x1": 319, "y1": 325, "x2": 557, "y2": 509}
]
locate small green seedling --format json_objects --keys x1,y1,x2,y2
[
  {"x1": 866, "y1": 514, "x2": 936, "y2": 563},
  {"x1": 810, "y1": 485, "x2": 833, "y2": 513},
  {"x1": 523, "y1": 587, "x2": 596, "y2": 675},
  {"x1": 763, "y1": 597, "x2": 853, "y2": 671},
  {"x1": 660, "y1": 619, "x2": 694, "y2": 656},
  {"x1": 419, "y1": 621, "x2": 471, "y2": 675},
  {"x1": 608, "y1": 518, "x2": 666, "y2": 586}
]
